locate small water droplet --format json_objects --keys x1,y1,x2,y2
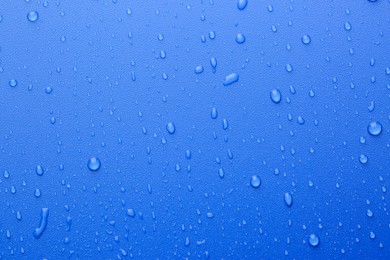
[
  {"x1": 284, "y1": 192, "x2": 293, "y2": 207},
  {"x1": 250, "y1": 175, "x2": 261, "y2": 188},
  {"x1": 195, "y1": 66, "x2": 204, "y2": 74},
  {"x1": 367, "y1": 121, "x2": 382, "y2": 136},
  {"x1": 9, "y1": 79, "x2": 18, "y2": 87},
  {"x1": 235, "y1": 33, "x2": 246, "y2": 44},
  {"x1": 27, "y1": 11, "x2": 39, "y2": 22},
  {"x1": 270, "y1": 89, "x2": 281, "y2": 103},
  {"x1": 308, "y1": 234, "x2": 320, "y2": 247},
  {"x1": 359, "y1": 154, "x2": 368, "y2": 164},
  {"x1": 88, "y1": 157, "x2": 101, "y2": 171},
  {"x1": 211, "y1": 107, "x2": 218, "y2": 119},
  {"x1": 237, "y1": 0, "x2": 248, "y2": 10},
  {"x1": 166, "y1": 122, "x2": 176, "y2": 134},
  {"x1": 301, "y1": 35, "x2": 311, "y2": 45},
  {"x1": 36, "y1": 165, "x2": 44, "y2": 176}
]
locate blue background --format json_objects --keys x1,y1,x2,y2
[{"x1": 0, "y1": 0, "x2": 389, "y2": 259}]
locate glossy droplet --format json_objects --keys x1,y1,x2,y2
[
  {"x1": 166, "y1": 122, "x2": 176, "y2": 134},
  {"x1": 195, "y1": 66, "x2": 204, "y2": 74},
  {"x1": 211, "y1": 107, "x2": 218, "y2": 119},
  {"x1": 284, "y1": 192, "x2": 293, "y2": 207},
  {"x1": 359, "y1": 154, "x2": 368, "y2": 164},
  {"x1": 270, "y1": 89, "x2": 281, "y2": 103},
  {"x1": 210, "y1": 57, "x2": 217, "y2": 73},
  {"x1": 223, "y1": 73, "x2": 239, "y2": 86},
  {"x1": 88, "y1": 157, "x2": 101, "y2": 171},
  {"x1": 301, "y1": 35, "x2": 311, "y2": 45},
  {"x1": 9, "y1": 79, "x2": 18, "y2": 87},
  {"x1": 235, "y1": 33, "x2": 246, "y2": 44},
  {"x1": 222, "y1": 119, "x2": 229, "y2": 130},
  {"x1": 367, "y1": 121, "x2": 382, "y2": 136},
  {"x1": 344, "y1": 22, "x2": 352, "y2": 31},
  {"x1": 27, "y1": 11, "x2": 39, "y2": 22},
  {"x1": 127, "y1": 209, "x2": 135, "y2": 217},
  {"x1": 33, "y1": 208, "x2": 49, "y2": 239},
  {"x1": 237, "y1": 0, "x2": 248, "y2": 10},
  {"x1": 250, "y1": 175, "x2": 261, "y2": 188},
  {"x1": 308, "y1": 234, "x2": 320, "y2": 247},
  {"x1": 36, "y1": 165, "x2": 44, "y2": 176}
]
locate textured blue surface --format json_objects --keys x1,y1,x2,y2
[{"x1": 0, "y1": 0, "x2": 389, "y2": 259}]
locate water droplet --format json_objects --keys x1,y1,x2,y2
[
  {"x1": 210, "y1": 57, "x2": 217, "y2": 73},
  {"x1": 33, "y1": 208, "x2": 49, "y2": 239},
  {"x1": 211, "y1": 107, "x2": 218, "y2": 119},
  {"x1": 284, "y1": 192, "x2": 293, "y2": 207},
  {"x1": 359, "y1": 154, "x2": 368, "y2": 164},
  {"x1": 27, "y1": 11, "x2": 39, "y2": 22},
  {"x1": 36, "y1": 165, "x2": 44, "y2": 176},
  {"x1": 270, "y1": 89, "x2": 281, "y2": 103},
  {"x1": 223, "y1": 73, "x2": 239, "y2": 86},
  {"x1": 308, "y1": 234, "x2": 320, "y2": 247},
  {"x1": 9, "y1": 79, "x2": 18, "y2": 87},
  {"x1": 222, "y1": 119, "x2": 229, "y2": 130},
  {"x1": 344, "y1": 22, "x2": 352, "y2": 31},
  {"x1": 166, "y1": 122, "x2": 176, "y2": 134},
  {"x1": 250, "y1": 175, "x2": 261, "y2": 188},
  {"x1": 286, "y1": 64, "x2": 293, "y2": 72},
  {"x1": 237, "y1": 0, "x2": 248, "y2": 10},
  {"x1": 45, "y1": 86, "x2": 53, "y2": 94},
  {"x1": 127, "y1": 209, "x2": 135, "y2": 217},
  {"x1": 195, "y1": 65, "x2": 204, "y2": 74},
  {"x1": 367, "y1": 121, "x2": 382, "y2": 136},
  {"x1": 301, "y1": 35, "x2": 311, "y2": 45},
  {"x1": 88, "y1": 157, "x2": 101, "y2": 171},
  {"x1": 235, "y1": 33, "x2": 246, "y2": 44}
]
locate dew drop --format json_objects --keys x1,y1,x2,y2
[
  {"x1": 250, "y1": 175, "x2": 261, "y2": 188},
  {"x1": 270, "y1": 89, "x2": 281, "y2": 103},
  {"x1": 35, "y1": 165, "x2": 44, "y2": 176},
  {"x1": 237, "y1": 0, "x2": 248, "y2": 10},
  {"x1": 88, "y1": 157, "x2": 101, "y2": 171},
  {"x1": 166, "y1": 122, "x2": 176, "y2": 134},
  {"x1": 235, "y1": 33, "x2": 246, "y2": 44},
  {"x1": 301, "y1": 35, "x2": 311, "y2": 45},
  {"x1": 27, "y1": 11, "x2": 39, "y2": 22},
  {"x1": 367, "y1": 121, "x2": 382, "y2": 136},
  {"x1": 284, "y1": 192, "x2": 293, "y2": 207},
  {"x1": 195, "y1": 66, "x2": 204, "y2": 74},
  {"x1": 308, "y1": 234, "x2": 320, "y2": 247},
  {"x1": 223, "y1": 73, "x2": 239, "y2": 86},
  {"x1": 9, "y1": 79, "x2": 18, "y2": 87}
]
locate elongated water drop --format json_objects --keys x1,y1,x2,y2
[{"x1": 223, "y1": 73, "x2": 239, "y2": 86}]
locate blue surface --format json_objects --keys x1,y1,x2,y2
[{"x1": 0, "y1": 0, "x2": 389, "y2": 259}]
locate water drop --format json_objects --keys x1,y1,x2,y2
[
  {"x1": 88, "y1": 157, "x2": 101, "y2": 171},
  {"x1": 367, "y1": 121, "x2": 382, "y2": 136},
  {"x1": 36, "y1": 165, "x2": 44, "y2": 176},
  {"x1": 270, "y1": 89, "x2": 281, "y2": 103},
  {"x1": 166, "y1": 122, "x2": 176, "y2": 134},
  {"x1": 223, "y1": 73, "x2": 239, "y2": 86},
  {"x1": 235, "y1": 33, "x2": 246, "y2": 44},
  {"x1": 284, "y1": 192, "x2": 293, "y2": 207},
  {"x1": 237, "y1": 0, "x2": 248, "y2": 10},
  {"x1": 301, "y1": 35, "x2": 311, "y2": 45},
  {"x1": 195, "y1": 66, "x2": 204, "y2": 74},
  {"x1": 211, "y1": 107, "x2": 218, "y2": 119},
  {"x1": 9, "y1": 79, "x2": 18, "y2": 87},
  {"x1": 27, "y1": 11, "x2": 39, "y2": 22},
  {"x1": 359, "y1": 154, "x2": 368, "y2": 164},
  {"x1": 250, "y1": 175, "x2": 261, "y2": 188},
  {"x1": 308, "y1": 234, "x2": 320, "y2": 247}
]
